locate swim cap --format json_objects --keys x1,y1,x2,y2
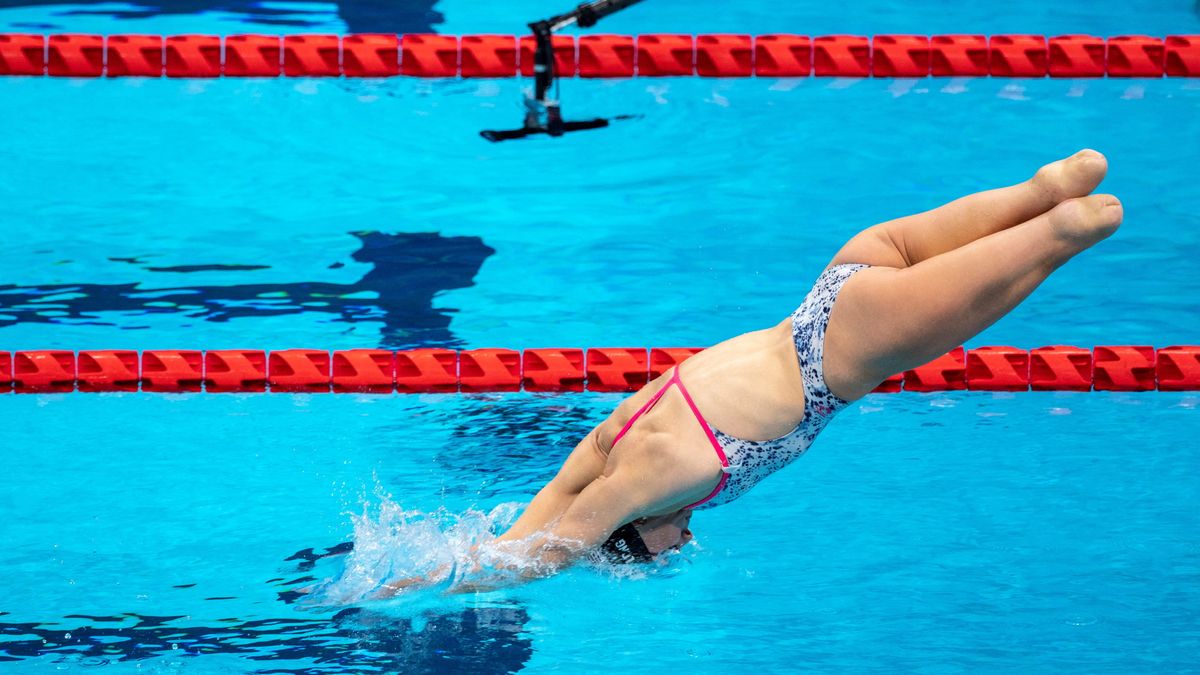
[{"x1": 599, "y1": 522, "x2": 654, "y2": 564}]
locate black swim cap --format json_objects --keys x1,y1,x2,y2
[{"x1": 599, "y1": 522, "x2": 655, "y2": 564}]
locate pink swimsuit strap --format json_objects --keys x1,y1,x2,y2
[{"x1": 609, "y1": 367, "x2": 730, "y2": 510}]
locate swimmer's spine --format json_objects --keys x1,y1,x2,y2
[
  {"x1": 1, "y1": 346, "x2": 1197, "y2": 393},
  {"x1": 0, "y1": 34, "x2": 1198, "y2": 78}
]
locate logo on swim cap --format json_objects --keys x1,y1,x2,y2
[{"x1": 600, "y1": 522, "x2": 654, "y2": 563}]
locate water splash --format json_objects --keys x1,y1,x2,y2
[
  {"x1": 302, "y1": 482, "x2": 701, "y2": 608},
  {"x1": 302, "y1": 495, "x2": 524, "y2": 606}
]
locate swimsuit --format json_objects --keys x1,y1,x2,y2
[{"x1": 610, "y1": 263, "x2": 870, "y2": 510}]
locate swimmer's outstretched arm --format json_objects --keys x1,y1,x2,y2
[
  {"x1": 371, "y1": 456, "x2": 675, "y2": 597},
  {"x1": 494, "y1": 424, "x2": 613, "y2": 544}
]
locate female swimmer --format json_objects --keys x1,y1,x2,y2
[{"x1": 380, "y1": 149, "x2": 1121, "y2": 594}]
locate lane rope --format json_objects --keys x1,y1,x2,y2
[
  {"x1": 0, "y1": 33, "x2": 1196, "y2": 78},
  {"x1": 1, "y1": 346, "x2": 1196, "y2": 393}
]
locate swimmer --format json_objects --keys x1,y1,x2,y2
[{"x1": 381, "y1": 150, "x2": 1121, "y2": 595}]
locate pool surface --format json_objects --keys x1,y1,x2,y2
[{"x1": 2, "y1": 0, "x2": 1199, "y2": 672}]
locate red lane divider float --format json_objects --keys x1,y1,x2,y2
[
  {"x1": 1030, "y1": 345, "x2": 1093, "y2": 391},
  {"x1": 165, "y1": 34, "x2": 220, "y2": 77},
  {"x1": 341, "y1": 33, "x2": 398, "y2": 77},
  {"x1": 106, "y1": 35, "x2": 163, "y2": 77},
  {"x1": 930, "y1": 35, "x2": 988, "y2": 76},
  {"x1": 460, "y1": 35, "x2": 517, "y2": 78},
  {"x1": 283, "y1": 34, "x2": 340, "y2": 77},
  {"x1": 205, "y1": 349, "x2": 267, "y2": 392},
  {"x1": 696, "y1": 34, "x2": 752, "y2": 77},
  {"x1": 754, "y1": 34, "x2": 811, "y2": 76},
  {"x1": 225, "y1": 34, "x2": 281, "y2": 76},
  {"x1": 3, "y1": 33, "x2": 1198, "y2": 78},
  {"x1": 872, "y1": 35, "x2": 929, "y2": 77},
  {"x1": 1, "y1": 347, "x2": 1198, "y2": 394},
  {"x1": 396, "y1": 348, "x2": 457, "y2": 393},
  {"x1": 1108, "y1": 35, "x2": 1164, "y2": 77},
  {"x1": 814, "y1": 35, "x2": 870, "y2": 77}
]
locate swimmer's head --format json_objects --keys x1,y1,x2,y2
[{"x1": 599, "y1": 510, "x2": 693, "y2": 564}]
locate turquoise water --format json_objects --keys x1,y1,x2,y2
[{"x1": 2, "y1": 1, "x2": 1200, "y2": 672}]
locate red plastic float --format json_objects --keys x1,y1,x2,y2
[
  {"x1": 929, "y1": 35, "x2": 988, "y2": 76},
  {"x1": 459, "y1": 348, "x2": 521, "y2": 392},
  {"x1": 812, "y1": 35, "x2": 870, "y2": 77},
  {"x1": 872, "y1": 35, "x2": 930, "y2": 77},
  {"x1": 395, "y1": 348, "x2": 457, "y2": 393},
  {"x1": 903, "y1": 347, "x2": 966, "y2": 392},
  {"x1": 989, "y1": 34, "x2": 1048, "y2": 77},
  {"x1": 47, "y1": 34, "x2": 103, "y2": 77},
  {"x1": 283, "y1": 34, "x2": 339, "y2": 77},
  {"x1": 332, "y1": 349, "x2": 394, "y2": 393},
  {"x1": 966, "y1": 346, "x2": 1029, "y2": 391},
  {"x1": 754, "y1": 34, "x2": 811, "y2": 77},
  {"x1": 460, "y1": 35, "x2": 517, "y2": 77},
  {"x1": 165, "y1": 34, "x2": 220, "y2": 77},
  {"x1": 871, "y1": 373, "x2": 903, "y2": 393},
  {"x1": 14, "y1": 350, "x2": 75, "y2": 393},
  {"x1": 636, "y1": 34, "x2": 693, "y2": 76},
  {"x1": 648, "y1": 347, "x2": 704, "y2": 378},
  {"x1": 5, "y1": 33, "x2": 1198, "y2": 79},
  {"x1": 1156, "y1": 346, "x2": 1200, "y2": 391},
  {"x1": 77, "y1": 350, "x2": 139, "y2": 392},
  {"x1": 695, "y1": 34, "x2": 751, "y2": 77},
  {"x1": 141, "y1": 350, "x2": 203, "y2": 392},
  {"x1": 1093, "y1": 346, "x2": 1156, "y2": 391},
  {"x1": 586, "y1": 348, "x2": 649, "y2": 392},
  {"x1": 401, "y1": 34, "x2": 458, "y2": 77},
  {"x1": 523, "y1": 348, "x2": 585, "y2": 392},
  {"x1": 518, "y1": 34, "x2": 576, "y2": 77},
  {"x1": 0, "y1": 34, "x2": 44, "y2": 75},
  {"x1": 1028, "y1": 345, "x2": 1092, "y2": 391},
  {"x1": 204, "y1": 350, "x2": 267, "y2": 392},
  {"x1": 578, "y1": 34, "x2": 634, "y2": 77},
  {"x1": 1106, "y1": 36, "x2": 1163, "y2": 77},
  {"x1": 223, "y1": 35, "x2": 281, "y2": 77},
  {"x1": 268, "y1": 349, "x2": 331, "y2": 393},
  {"x1": 2, "y1": 346, "x2": 1196, "y2": 393},
  {"x1": 105, "y1": 35, "x2": 162, "y2": 77},
  {"x1": 1048, "y1": 35, "x2": 1106, "y2": 77},
  {"x1": 1166, "y1": 35, "x2": 1200, "y2": 76},
  {"x1": 341, "y1": 34, "x2": 398, "y2": 77}
]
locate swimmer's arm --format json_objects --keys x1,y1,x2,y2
[
  {"x1": 494, "y1": 422, "x2": 615, "y2": 544},
  {"x1": 374, "y1": 474, "x2": 641, "y2": 597},
  {"x1": 369, "y1": 433, "x2": 630, "y2": 598},
  {"x1": 446, "y1": 469, "x2": 663, "y2": 593}
]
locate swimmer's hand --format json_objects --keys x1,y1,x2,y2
[
  {"x1": 372, "y1": 542, "x2": 571, "y2": 597},
  {"x1": 370, "y1": 562, "x2": 455, "y2": 599}
]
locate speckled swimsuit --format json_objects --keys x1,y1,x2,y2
[{"x1": 610, "y1": 263, "x2": 870, "y2": 509}]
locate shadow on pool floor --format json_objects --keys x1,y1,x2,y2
[{"x1": 0, "y1": 231, "x2": 495, "y2": 350}]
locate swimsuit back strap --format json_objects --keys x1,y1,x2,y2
[
  {"x1": 609, "y1": 367, "x2": 732, "y2": 510},
  {"x1": 670, "y1": 368, "x2": 732, "y2": 510},
  {"x1": 610, "y1": 373, "x2": 676, "y2": 448}
]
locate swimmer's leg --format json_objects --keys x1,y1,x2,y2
[
  {"x1": 829, "y1": 150, "x2": 1108, "y2": 268},
  {"x1": 823, "y1": 194, "x2": 1123, "y2": 400}
]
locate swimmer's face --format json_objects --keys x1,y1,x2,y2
[{"x1": 632, "y1": 510, "x2": 694, "y2": 554}]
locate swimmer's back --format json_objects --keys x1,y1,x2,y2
[{"x1": 597, "y1": 320, "x2": 808, "y2": 454}]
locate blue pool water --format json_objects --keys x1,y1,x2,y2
[{"x1": 2, "y1": 1, "x2": 1200, "y2": 672}]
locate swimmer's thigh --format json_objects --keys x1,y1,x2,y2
[{"x1": 822, "y1": 216, "x2": 1078, "y2": 400}]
